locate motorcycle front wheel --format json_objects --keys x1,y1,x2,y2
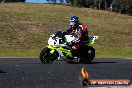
[{"x1": 39, "y1": 47, "x2": 58, "y2": 63}]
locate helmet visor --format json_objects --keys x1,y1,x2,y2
[{"x1": 70, "y1": 22, "x2": 75, "y2": 27}]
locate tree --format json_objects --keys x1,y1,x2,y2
[{"x1": 59, "y1": 0, "x2": 64, "y2": 4}]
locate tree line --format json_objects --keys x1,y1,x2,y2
[
  {"x1": 112, "y1": 0, "x2": 132, "y2": 15},
  {"x1": 47, "y1": 0, "x2": 132, "y2": 15}
]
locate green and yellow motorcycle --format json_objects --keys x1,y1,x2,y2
[{"x1": 40, "y1": 31, "x2": 98, "y2": 64}]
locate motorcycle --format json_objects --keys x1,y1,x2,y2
[{"x1": 39, "y1": 31, "x2": 98, "y2": 63}]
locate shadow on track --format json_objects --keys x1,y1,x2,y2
[
  {"x1": 90, "y1": 61, "x2": 117, "y2": 64},
  {"x1": 0, "y1": 70, "x2": 7, "y2": 73},
  {"x1": 67, "y1": 61, "x2": 117, "y2": 64}
]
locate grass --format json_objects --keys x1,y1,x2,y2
[
  {"x1": 0, "y1": 48, "x2": 40, "y2": 57},
  {"x1": 0, "y1": 3, "x2": 132, "y2": 58},
  {"x1": 96, "y1": 46, "x2": 132, "y2": 58}
]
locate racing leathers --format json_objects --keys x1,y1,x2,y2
[{"x1": 65, "y1": 23, "x2": 88, "y2": 57}]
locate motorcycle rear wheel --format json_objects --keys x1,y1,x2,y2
[
  {"x1": 39, "y1": 47, "x2": 58, "y2": 63},
  {"x1": 80, "y1": 46, "x2": 95, "y2": 63}
]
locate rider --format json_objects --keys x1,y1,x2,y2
[{"x1": 65, "y1": 16, "x2": 89, "y2": 58}]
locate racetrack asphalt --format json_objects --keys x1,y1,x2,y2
[{"x1": 0, "y1": 58, "x2": 132, "y2": 88}]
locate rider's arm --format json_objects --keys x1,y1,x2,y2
[
  {"x1": 77, "y1": 28, "x2": 83, "y2": 39},
  {"x1": 76, "y1": 25, "x2": 88, "y2": 41},
  {"x1": 72, "y1": 27, "x2": 83, "y2": 42}
]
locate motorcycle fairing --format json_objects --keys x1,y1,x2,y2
[{"x1": 47, "y1": 45, "x2": 73, "y2": 58}]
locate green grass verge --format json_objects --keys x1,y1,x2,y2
[
  {"x1": 96, "y1": 46, "x2": 132, "y2": 58},
  {"x1": 0, "y1": 49, "x2": 40, "y2": 57},
  {"x1": 0, "y1": 47, "x2": 131, "y2": 58}
]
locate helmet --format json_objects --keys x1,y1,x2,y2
[{"x1": 70, "y1": 16, "x2": 79, "y2": 27}]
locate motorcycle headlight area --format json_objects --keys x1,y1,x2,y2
[{"x1": 48, "y1": 36, "x2": 63, "y2": 45}]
